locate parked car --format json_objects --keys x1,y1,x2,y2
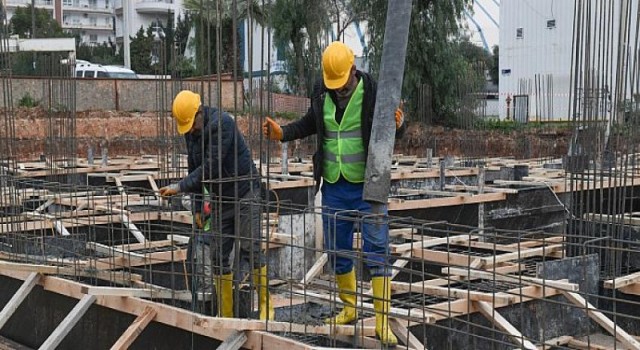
[{"x1": 75, "y1": 60, "x2": 137, "y2": 79}]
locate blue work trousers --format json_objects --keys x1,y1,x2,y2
[{"x1": 321, "y1": 177, "x2": 391, "y2": 277}]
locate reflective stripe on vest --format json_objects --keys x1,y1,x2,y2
[{"x1": 322, "y1": 79, "x2": 366, "y2": 183}]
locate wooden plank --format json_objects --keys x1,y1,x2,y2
[
  {"x1": 478, "y1": 244, "x2": 564, "y2": 267},
  {"x1": 392, "y1": 281, "x2": 516, "y2": 304},
  {"x1": 603, "y1": 271, "x2": 640, "y2": 289},
  {"x1": 38, "y1": 294, "x2": 97, "y2": 350},
  {"x1": 567, "y1": 338, "x2": 610, "y2": 350},
  {"x1": 443, "y1": 267, "x2": 579, "y2": 292},
  {"x1": 391, "y1": 251, "x2": 412, "y2": 280},
  {"x1": 388, "y1": 318, "x2": 425, "y2": 350},
  {"x1": 474, "y1": 301, "x2": 537, "y2": 350},
  {"x1": 562, "y1": 291, "x2": 640, "y2": 350},
  {"x1": 388, "y1": 192, "x2": 506, "y2": 211},
  {"x1": 0, "y1": 269, "x2": 367, "y2": 347},
  {"x1": 87, "y1": 242, "x2": 146, "y2": 259},
  {"x1": 216, "y1": 330, "x2": 247, "y2": 350},
  {"x1": 113, "y1": 239, "x2": 176, "y2": 252},
  {"x1": 120, "y1": 214, "x2": 146, "y2": 243},
  {"x1": 392, "y1": 234, "x2": 479, "y2": 254},
  {"x1": 110, "y1": 306, "x2": 157, "y2": 350},
  {"x1": 619, "y1": 283, "x2": 640, "y2": 296},
  {"x1": 0, "y1": 273, "x2": 40, "y2": 330},
  {"x1": 91, "y1": 249, "x2": 187, "y2": 270},
  {"x1": 300, "y1": 253, "x2": 328, "y2": 285},
  {"x1": 502, "y1": 236, "x2": 565, "y2": 249},
  {"x1": 412, "y1": 248, "x2": 474, "y2": 267},
  {"x1": 167, "y1": 234, "x2": 190, "y2": 244}
]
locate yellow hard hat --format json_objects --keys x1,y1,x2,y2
[
  {"x1": 172, "y1": 90, "x2": 201, "y2": 135},
  {"x1": 322, "y1": 41, "x2": 355, "y2": 90}
]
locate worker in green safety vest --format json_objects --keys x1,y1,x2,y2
[{"x1": 263, "y1": 41, "x2": 405, "y2": 346}]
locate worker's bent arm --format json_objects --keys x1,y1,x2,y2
[{"x1": 179, "y1": 112, "x2": 233, "y2": 193}]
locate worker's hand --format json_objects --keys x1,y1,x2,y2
[
  {"x1": 194, "y1": 212, "x2": 203, "y2": 229},
  {"x1": 395, "y1": 103, "x2": 405, "y2": 129},
  {"x1": 159, "y1": 183, "x2": 180, "y2": 197},
  {"x1": 262, "y1": 117, "x2": 283, "y2": 141}
]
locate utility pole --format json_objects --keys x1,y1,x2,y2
[
  {"x1": 123, "y1": 0, "x2": 131, "y2": 68},
  {"x1": 31, "y1": 0, "x2": 36, "y2": 72}
]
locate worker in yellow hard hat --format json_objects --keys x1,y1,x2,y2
[
  {"x1": 160, "y1": 90, "x2": 274, "y2": 321},
  {"x1": 263, "y1": 41, "x2": 404, "y2": 345}
]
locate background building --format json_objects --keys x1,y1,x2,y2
[
  {"x1": 499, "y1": 0, "x2": 639, "y2": 122},
  {"x1": 115, "y1": 0, "x2": 184, "y2": 68},
  {"x1": 4, "y1": 0, "x2": 115, "y2": 45}
]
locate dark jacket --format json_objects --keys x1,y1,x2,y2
[
  {"x1": 280, "y1": 71, "x2": 405, "y2": 192},
  {"x1": 179, "y1": 107, "x2": 260, "y2": 213}
]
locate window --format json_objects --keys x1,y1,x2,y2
[
  {"x1": 85, "y1": 71, "x2": 95, "y2": 78},
  {"x1": 516, "y1": 27, "x2": 524, "y2": 39},
  {"x1": 97, "y1": 71, "x2": 108, "y2": 77},
  {"x1": 89, "y1": 0, "x2": 96, "y2": 7},
  {"x1": 547, "y1": 19, "x2": 556, "y2": 29},
  {"x1": 76, "y1": 70, "x2": 83, "y2": 78},
  {"x1": 63, "y1": 15, "x2": 68, "y2": 24},
  {"x1": 89, "y1": 17, "x2": 97, "y2": 26},
  {"x1": 89, "y1": 34, "x2": 98, "y2": 42},
  {"x1": 105, "y1": 0, "x2": 110, "y2": 8},
  {"x1": 63, "y1": 0, "x2": 72, "y2": 5}
]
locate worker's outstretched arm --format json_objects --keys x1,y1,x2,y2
[{"x1": 281, "y1": 80, "x2": 324, "y2": 141}]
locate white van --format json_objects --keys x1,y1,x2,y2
[{"x1": 76, "y1": 60, "x2": 138, "y2": 79}]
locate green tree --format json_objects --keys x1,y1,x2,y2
[
  {"x1": 490, "y1": 45, "x2": 499, "y2": 85},
  {"x1": 268, "y1": 0, "x2": 331, "y2": 95},
  {"x1": 76, "y1": 41, "x2": 122, "y2": 65},
  {"x1": 352, "y1": 0, "x2": 476, "y2": 125},
  {"x1": 170, "y1": 13, "x2": 196, "y2": 77},
  {"x1": 184, "y1": 0, "x2": 265, "y2": 76},
  {"x1": 129, "y1": 26, "x2": 154, "y2": 74},
  {"x1": 10, "y1": 5, "x2": 65, "y2": 38}
]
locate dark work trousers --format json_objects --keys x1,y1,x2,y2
[{"x1": 210, "y1": 190, "x2": 265, "y2": 275}]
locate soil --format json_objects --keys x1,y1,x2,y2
[{"x1": 3, "y1": 107, "x2": 573, "y2": 160}]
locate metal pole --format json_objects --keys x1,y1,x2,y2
[{"x1": 363, "y1": 0, "x2": 413, "y2": 210}]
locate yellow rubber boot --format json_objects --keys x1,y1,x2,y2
[
  {"x1": 214, "y1": 273, "x2": 234, "y2": 318},
  {"x1": 325, "y1": 269, "x2": 358, "y2": 325},
  {"x1": 372, "y1": 276, "x2": 398, "y2": 346},
  {"x1": 252, "y1": 266, "x2": 275, "y2": 320}
]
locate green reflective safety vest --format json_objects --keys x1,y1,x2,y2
[{"x1": 322, "y1": 79, "x2": 366, "y2": 183}]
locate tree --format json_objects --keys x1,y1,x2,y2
[
  {"x1": 490, "y1": 45, "x2": 499, "y2": 85},
  {"x1": 10, "y1": 5, "x2": 65, "y2": 38},
  {"x1": 184, "y1": 0, "x2": 265, "y2": 76},
  {"x1": 352, "y1": 0, "x2": 477, "y2": 125},
  {"x1": 268, "y1": 0, "x2": 331, "y2": 95},
  {"x1": 76, "y1": 41, "x2": 122, "y2": 66},
  {"x1": 129, "y1": 26, "x2": 154, "y2": 74}
]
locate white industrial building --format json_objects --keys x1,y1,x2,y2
[{"x1": 499, "y1": 0, "x2": 639, "y2": 121}]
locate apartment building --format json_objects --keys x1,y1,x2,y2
[
  {"x1": 115, "y1": 0, "x2": 183, "y2": 68},
  {"x1": 4, "y1": 0, "x2": 114, "y2": 45}
]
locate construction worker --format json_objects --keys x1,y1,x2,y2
[
  {"x1": 160, "y1": 90, "x2": 274, "y2": 321},
  {"x1": 263, "y1": 41, "x2": 404, "y2": 345}
]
